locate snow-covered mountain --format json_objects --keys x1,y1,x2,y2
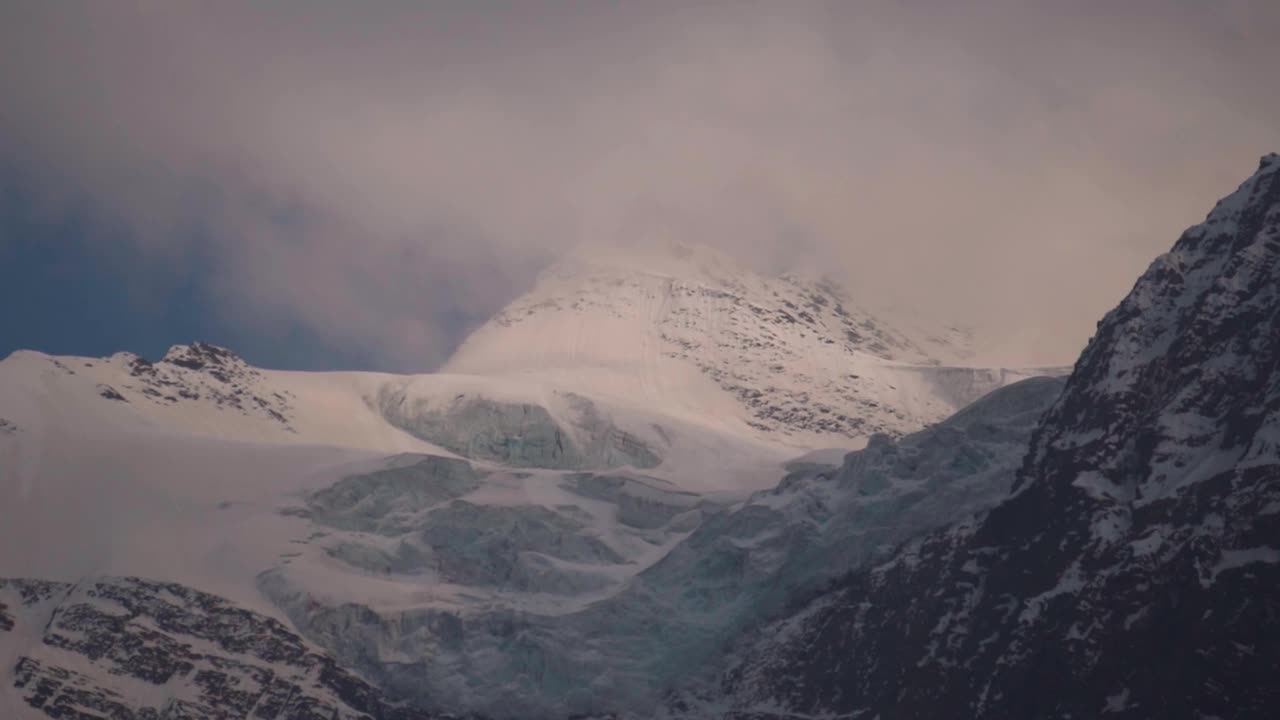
[
  {"x1": 0, "y1": 240, "x2": 1055, "y2": 507},
  {"x1": 16, "y1": 148, "x2": 1274, "y2": 720},
  {"x1": 0, "y1": 235, "x2": 1060, "y2": 718},
  {"x1": 446, "y1": 240, "x2": 1058, "y2": 444},
  {"x1": 706, "y1": 154, "x2": 1280, "y2": 719},
  {"x1": 0, "y1": 339, "x2": 1050, "y2": 717},
  {"x1": 0, "y1": 339, "x2": 794, "y2": 493}
]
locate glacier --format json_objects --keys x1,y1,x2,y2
[
  {"x1": 0, "y1": 240, "x2": 1066, "y2": 718},
  {"x1": 260, "y1": 376, "x2": 1064, "y2": 718}
]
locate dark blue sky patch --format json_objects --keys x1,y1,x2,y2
[{"x1": 0, "y1": 176, "x2": 379, "y2": 372}]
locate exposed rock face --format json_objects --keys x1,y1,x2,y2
[
  {"x1": 649, "y1": 273, "x2": 959, "y2": 438},
  {"x1": 0, "y1": 577, "x2": 459, "y2": 719},
  {"x1": 111, "y1": 342, "x2": 296, "y2": 428},
  {"x1": 711, "y1": 155, "x2": 1280, "y2": 718}
]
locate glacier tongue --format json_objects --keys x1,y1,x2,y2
[{"x1": 261, "y1": 376, "x2": 1064, "y2": 718}]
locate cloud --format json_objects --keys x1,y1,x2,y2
[{"x1": 1, "y1": 1, "x2": 1277, "y2": 369}]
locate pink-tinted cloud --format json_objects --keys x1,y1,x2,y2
[{"x1": 1, "y1": 1, "x2": 1277, "y2": 369}]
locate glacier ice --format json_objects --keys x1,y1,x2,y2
[
  {"x1": 264, "y1": 376, "x2": 1066, "y2": 718},
  {"x1": 306, "y1": 453, "x2": 486, "y2": 534},
  {"x1": 375, "y1": 384, "x2": 663, "y2": 470}
]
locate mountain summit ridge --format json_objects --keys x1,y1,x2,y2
[{"x1": 446, "y1": 239, "x2": 1049, "y2": 444}]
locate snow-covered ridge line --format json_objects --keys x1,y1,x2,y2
[
  {"x1": 0, "y1": 341, "x2": 788, "y2": 485},
  {"x1": 1, "y1": 327, "x2": 1059, "y2": 486}
]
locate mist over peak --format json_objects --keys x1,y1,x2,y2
[{"x1": 3, "y1": 3, "x2": 1278, "y2": 373}]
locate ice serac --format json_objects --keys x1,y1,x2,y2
[
  {"x1": 376, "y1": 382, "x2": 663, "y2": 470},
  {"x1": 294, "y1": 456, "x2": 633, "y2": 594},
  {"x1": 0, "y1": 577, "x2": 453, "y2": 719},
  {"x1": 305, "y1": 453, "x2": 487, "y2": 534},
  {"x1": 262, "y1": 376, "x2": 1063, "y2": 718},
  {"x1": 444, "y1": 239, "x2": 1059, "y2": 445},
  {"x1": 714, "y1": 154, "x2": 1280, "y2": 719}
]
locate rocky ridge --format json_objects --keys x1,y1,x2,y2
[
  {"x1": 707, "y1": 154, "x2": 1280, "y2": 719},
  {"x1": 0, "y1": 576, "x2": 461, "y2": 719},
  {"x1": 102, "y1": 342, "x2": 296, "y2": 429}
]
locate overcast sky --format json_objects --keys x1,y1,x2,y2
[{"x1": 2, "y1": 1, "x2": 1277, "y2": 370}]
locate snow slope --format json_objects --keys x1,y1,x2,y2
[
  {"x1": 0, "y1": 336, "x2": 798, "y2": 601},
  {"x1": 0, "y1": 344, "x2": 768, "y2": 718},
  {"x1": 0, "y1": 331, "x2": 797, "y2": 717}
]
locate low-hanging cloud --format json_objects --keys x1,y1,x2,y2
[{"x1": 2, "y1": 1, "x2": 1277, "y2": 370}]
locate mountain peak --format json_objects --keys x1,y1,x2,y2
[
  {"x1": 1024, "y1": 151, "x2": 1280, "y2": 500},
  {"x1": 444, "y1": 239, "x2": 1053, "y2": 445},
  {"x1": 160, "y1": 342, "x2": 244, "y2": 371}
]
